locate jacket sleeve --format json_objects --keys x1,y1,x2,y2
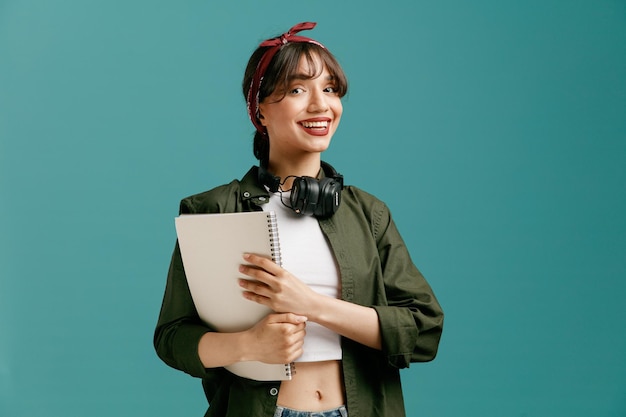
[
  {"x1": 154, "y1": 242, "x2": 221, "y2": 378},
  {"x1": 153, "y1": 199, "x2": 224, "y2": 380},
  {"x1": 370, "y1": 202, "x2": 444, "y2": 368}
]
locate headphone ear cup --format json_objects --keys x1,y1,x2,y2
[
  {"x1": 290, "y1": 177, "x2": 320, "y2": 216},
  {"x1": 315, "y1": 178, "x2": 342, "y2": 218}
]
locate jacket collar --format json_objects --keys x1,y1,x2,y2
[{"x1": 239, "y1": 166, "x2": 271, "y2": 207}]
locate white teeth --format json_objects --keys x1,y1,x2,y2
[{"x1": 301, "y1": 121, "x2": 328, "y2": 128}]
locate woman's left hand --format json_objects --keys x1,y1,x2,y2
[
  {"x1": 239, "y1": 253, "x2": 383, "y2": 351},
  {"x1": 238, "y1": 253, "x2": 320, "y2": 316}
]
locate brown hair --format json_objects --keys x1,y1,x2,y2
[{"x1": 242, "y1": 42, "x2": 348, "y2": 164}]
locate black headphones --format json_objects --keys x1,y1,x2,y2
[{"x1": 258, "y1": 161, "x2": 344, "y2": 219}]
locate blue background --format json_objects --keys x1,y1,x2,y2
[{"x1": 1, "y1": 1, "x2": 625, "y2": 416}]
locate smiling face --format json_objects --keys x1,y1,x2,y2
[{"x1": 258, "y1": 54, "x2": 343, "y2": 163}]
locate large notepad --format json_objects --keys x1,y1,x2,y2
[{"x1": 174, "y1": 211, "x2": 292, "y2": 381}]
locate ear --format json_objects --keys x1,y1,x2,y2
[{"x1": 257, "y1": 104, "x2": 267, "y2": 126}]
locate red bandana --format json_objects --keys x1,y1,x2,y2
[{"x1": 246, "y1": 22, "x2": 326, "y2": 134}]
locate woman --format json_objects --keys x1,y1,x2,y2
[{"x1": 154, "y1": 22, "x2": 444, "y2": 417}]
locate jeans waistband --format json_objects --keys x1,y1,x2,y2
[{"x1": 274, "y1": 404, "x2": 348, "y2": 417}]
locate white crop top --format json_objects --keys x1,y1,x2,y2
[{"x1": 262, "y1": 190, "x2": 343, "y2": 362}]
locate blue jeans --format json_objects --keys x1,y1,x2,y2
[{"x1": 273, "y1": 405, "x2": 348, "y2": 417}]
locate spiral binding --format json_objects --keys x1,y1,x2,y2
[
  {"x1": 267, "y1": 211, "x2": 282, "y2": 267},
  {"x1": 284, "y1": 363, "x2": 293, "y2": 378}
]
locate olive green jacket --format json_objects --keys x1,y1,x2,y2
[{"x1": 154, "y1": 166, "x2": 444, "y2": 417}]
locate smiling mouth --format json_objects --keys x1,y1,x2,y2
[{"x1": 300, "y1": 120, "x2": 329, "y2": 129}]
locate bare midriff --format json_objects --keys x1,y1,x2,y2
[{"x1": 277, "y1": 360, "x2": 345, "y2": 411}]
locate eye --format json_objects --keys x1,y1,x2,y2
[
  {"x1": 324, "y1": 86, "x2": 338, "y2": 94},
  {"x1": 289, "y1": 87, "x2": 304, "y2": 95}
]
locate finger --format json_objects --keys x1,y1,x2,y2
[
  {"x1": 266, "y1": 312, "x2": 308, "y2": 325},
  {"x1": 239, "y1": 279, "x2": 280, "y2": 306},
  {"x1": 291, "y1": 324, "x2": 307, "y2": 339},
  {"x1": 238, "y1": 264, "x2": 276, "y2": 287},
  {"x1": 238, "y1": 278, "x2": 271, "y2": 294},
  {"x1": 242, "y1": 290, "x2": 270, "y2": 306},
  {"x1": 243, "y1": 253, "x2": 282, "y2": 273}
]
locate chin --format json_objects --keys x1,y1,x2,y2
[{"x1": 308, "y1": 140, "x2": 332, "y2": 153}]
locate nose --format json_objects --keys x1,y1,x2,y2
[{"x1": 307, "y1": 90, "x2": 329, "y2": 113}]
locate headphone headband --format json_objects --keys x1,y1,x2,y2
[{"x1": 258, "y1": 161, "x2": 343, "y2": 190}]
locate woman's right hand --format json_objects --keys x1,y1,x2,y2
[
  {"x1": 245, "y1": 313, "x2": 307, "y2": 364},
  {"x1": 197, "y1": 312, "x2": 307, "y2": 368}
]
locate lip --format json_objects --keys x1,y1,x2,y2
[{"x1": 298, "y1": 117, "x2": 332, "y2": 136}]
